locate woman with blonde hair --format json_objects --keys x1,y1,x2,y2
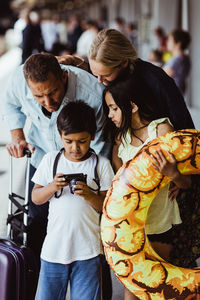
[
  {"x1": 58, "y1": 28, "x2": 193, "y2": 131},
  {"x1": 88, "y1": 27, "x2": 137, "y2": 80}
]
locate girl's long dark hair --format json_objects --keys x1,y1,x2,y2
[{"x1": 102, "y1": 71, "x2": 166, "y2": 143}]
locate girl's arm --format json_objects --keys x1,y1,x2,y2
[
  {"x1": 156, "y1": 121, "x2": 174, "y2": 137},
  {"x1": 151, "y1": 149, "x2": 191, "y2": 189},
  {"x1": 112, "y1": 141, "x2": 123, "y2": 173},
  {"x1": 32, "y1": 173, "x2": 68, "y2": 205},
  {"x1": 153, "y1": 122, "x2": 191, "y2": 189}
]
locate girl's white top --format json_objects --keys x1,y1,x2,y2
[{"x1": 118, "y1": 118, "x2": 182, "y2": 234}]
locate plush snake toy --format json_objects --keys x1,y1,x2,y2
[{"x1": 101, "y1": 129, "x2": 200, "y2": 299}]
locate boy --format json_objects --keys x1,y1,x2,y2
[{"x1": 32, "y1": 100, "x2": 114, "y2": 300}]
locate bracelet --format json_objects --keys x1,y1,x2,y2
[{"x1": 76, "y1": 56, "x2": 85, "y2": 67}]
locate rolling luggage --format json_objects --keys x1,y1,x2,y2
[{"x1": 0, "y1": 150, "x2": 38, "y2": 300}]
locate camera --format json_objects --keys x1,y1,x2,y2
[{"x1": 63, "y1": 173, "x2": 87, "y2": 194}]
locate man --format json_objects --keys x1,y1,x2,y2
[
  {"x1": 3, "y1": 53, "x2": 109, "y2": 211},
  {"x1": 2, "y1": 53, "x2": 112, "y2": 299}
]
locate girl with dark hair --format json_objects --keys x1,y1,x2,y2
[
  {"x1": 103, "y1": 75, "x2": 191, "y2": 300},
  {"x1": 103, "y1": 73, "x2": 164, "y2": 141}
]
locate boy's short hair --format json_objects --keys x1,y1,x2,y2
[{"x1": 57, "y1": 100, "x2": 97, "y2": 137}]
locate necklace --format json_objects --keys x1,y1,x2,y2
[
  {"x1": 132, "y1": 132, "x2": 145, "y2": 144},
  {"x1": 131, "y1": 122, "x2": 149, "y2": 144},
  {"x1": 132, "y1": 123, "x2": 149, "y2": 130}
]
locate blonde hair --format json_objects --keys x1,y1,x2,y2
[{"x1": 88, "y1": 28, "x2": 138, "y2": 73}]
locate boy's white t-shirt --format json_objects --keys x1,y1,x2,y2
[{"x1": 32, "y1": 151, "x2": 114, "y2": 264}]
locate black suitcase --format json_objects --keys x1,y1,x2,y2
[{"x1": 0, "y1": 150, "x2": 38, "y2": 300}]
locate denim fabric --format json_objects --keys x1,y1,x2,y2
[
  {"x1": 2, "y1": 65, "x2": 110, "y2": 168},
  {"x1": 35, "y1": 256, "x2": 101, "y2": 300}
]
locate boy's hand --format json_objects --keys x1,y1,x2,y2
[
  {"x1": 52, "y1": 173, "x2": 68, "y2": 191},
  {"x1": 73, "y1": 181, "x2": 104, "y2": 212},
  {"x1": 151, "y1": 149, "x2": 179, "y2": 180},
  {"x1": 73, "y1": 181, "x2": 94, "y2": 200}
]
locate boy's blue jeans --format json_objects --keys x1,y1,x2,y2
[{"x1": 35, "y1": 256, "x2": 101, "y2": 300}]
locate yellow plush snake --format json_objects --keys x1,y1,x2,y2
[{"x1": 101, "y1": 129, "x2": 200, "y2": 299}]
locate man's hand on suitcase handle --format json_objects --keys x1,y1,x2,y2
[
  {"x1": 6, "y1": 128, "x2": 35, "y2": 158},
  {"x1": 6, "y1": 140, "x2": 35, "y2": 158}
]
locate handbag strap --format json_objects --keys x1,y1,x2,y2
[{"x1": 53, "y1": 148, "x2": 100, "y2": 198}]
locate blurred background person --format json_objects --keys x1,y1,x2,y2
[
  {"x1": 21, "y1": 11, "x2": 44, "y2": 63},
  {"x1": 50, "y1": 14, "x2": 69, "y2": 56},
  {"x1": 66, "y1": 15, "x2": 83, "y2": 54},
  {"x1": 96, "y1": 18, "x2": 107, "y2": 31},
  {"x1": 163, "y1": 29, "x2": 191, "y2": 95},
  {"x1": 148, "y1": 49, "x2": 164, "y2": 67},
  {"x1": 41, "y1": 12, "x2": 59, "y2": 53},
  {"x1": 125, "y1": 22, "x2": 138, "y2": 50},
  {"x1": 154, "y1": 26, "x2": 172, "y2": 63},
  {"x1": 55, "y1": 16, "x2": 68, "y2": 50},
  {"x1": 13, "y1": 8, "x2": 29, "y2": 47},
  {"x1": 112, "y1": 17, "x2": 126, "y2": 34},
  {"x1": 76, "y1": 20, "x2": 99, "y2": 60},
  {"x1": 154, "y1": 26, "x2": 167, "y2": 53}
]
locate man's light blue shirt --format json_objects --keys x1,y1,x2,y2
[{"x1": 2, "y1": 65, "x2": 110, "y2": 168}]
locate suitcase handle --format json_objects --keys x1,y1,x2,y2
[
  {"x1": 23, "y1": 148, "x2": 32, "y2": 158},
  {"x1": 7, "y1": 149, "x2": 32, "y2": 246}
]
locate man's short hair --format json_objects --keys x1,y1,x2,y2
[
  {"x1": 23, "y1": 53, "x2": 63, "y2": 82},
  {"x1": 57, "y1": 100, "x2": 97, "y2": 138}
]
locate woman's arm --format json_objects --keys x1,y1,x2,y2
[{"x1": 56, "y1": 55, "x2": 89, "y2": 72}]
